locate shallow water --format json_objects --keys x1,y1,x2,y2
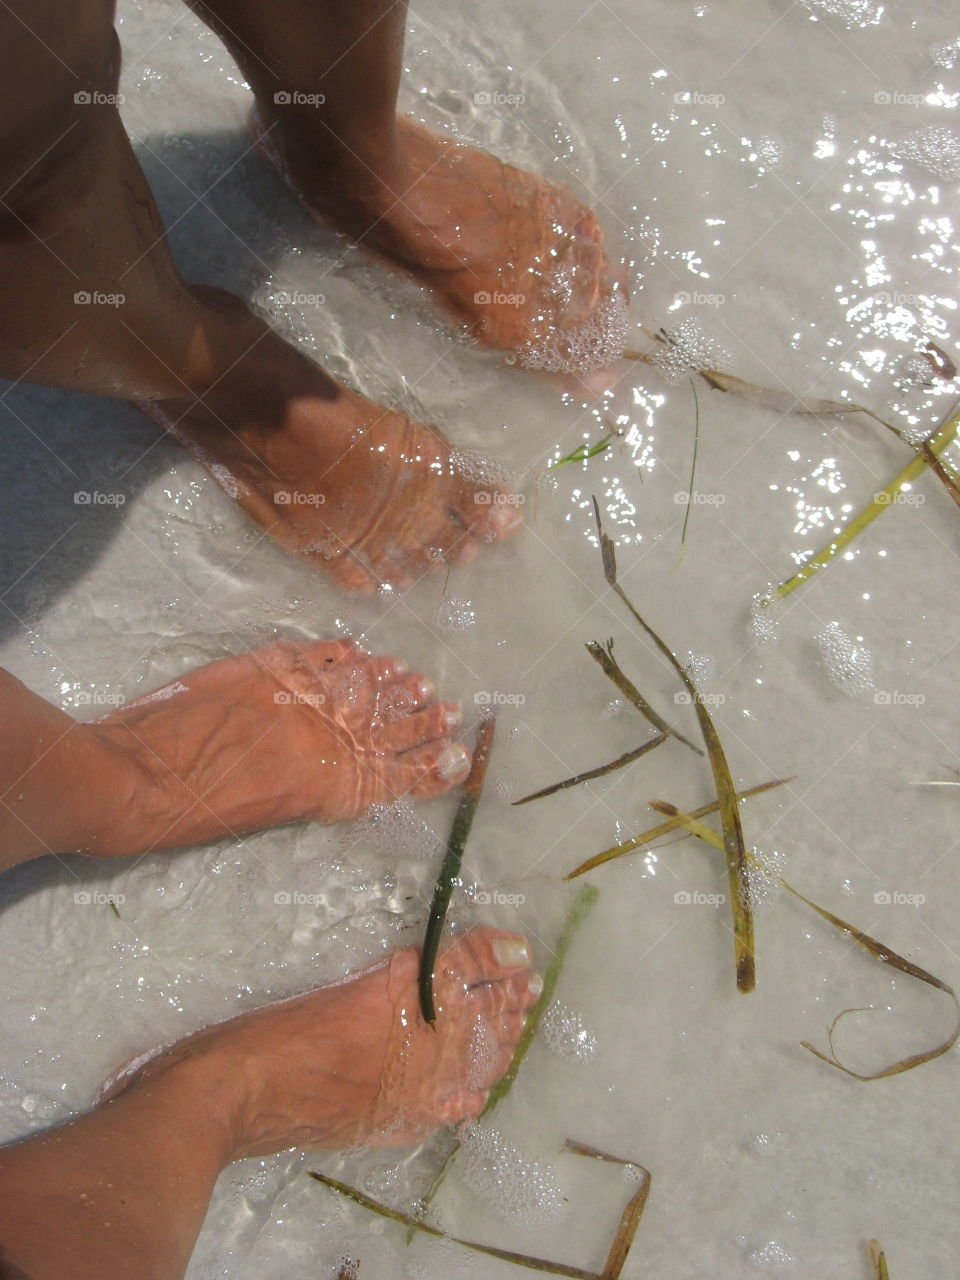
[{"x1": 1, "y1": 0, "x2": 959, "y2": 1275}]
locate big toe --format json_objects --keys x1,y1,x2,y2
[{"x1": 458, "y1": 491, "x2": 525, "y2": 542}]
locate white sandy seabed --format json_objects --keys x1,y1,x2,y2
[{"x1": 0, "y1": 0, "x2": 959, "y2": 1276}]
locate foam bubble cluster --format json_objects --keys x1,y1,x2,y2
[
  {"x1": 466, "y1": 1016, "x2": 499, "y2": 1090},
  {"x1": 451, "y1": 447, "x2": 513, "y2": 491},
  {"x1": 458, "y1": 1123, "x2": 565, "y2": 1226},
  {"x1": 746, "y1": 848, "x2": 786, "y2": 915},
  {"x1": 514, "y1": 291, "x2": 629, "y2": 374},
  {"x1": 749, "y1": 135, "x2": 785, "y2": 173},
  {"x1": 436, "y1": 596, "x2": 476, "y2": 633},
  {"x1": 342, "y1": 798, "x2": 441, "y2": 860},
  {"x1": 800, "y1": 0, "x2": 882, "y2": 27},
  {"x1": 814, "y1": 621, "x2": 875, "y2": 697},
  {"x1": 930, "y1": 35, "x2": 960, "y2": 69},
  {"x1": 749, "y1": 1240, "x2": 795, "y2": 1268},
  {"x1": 684, "y1": 652, "x2": 713, "y2": 685},
  {"x1": 750, "y1": 591, "x2": 782, "y2": 650},
  {"x1": 541, "y1": 1001, "x2": 598, "y2": 1063},
  {"x1": 652, "y1": 318, "x2": 734, "y2": 384},
  {"x1": 891, "y1": 125, "x2": 960, "y2": 182}
]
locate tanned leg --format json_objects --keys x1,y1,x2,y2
[{"x1": 0, "y1": 0, "x2": 522, "y2": 594}]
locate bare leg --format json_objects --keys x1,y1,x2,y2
[
  {"x1": 190, "y1": 0, "x2": 628, "y2": 365},
  {"x1": 0, "y1": 928, "x2": 540, "y2": 1280},
  {"x1": 0, "y1": 1, "x2": 521, "y2": 594}
]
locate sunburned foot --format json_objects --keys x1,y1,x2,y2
[
  {"x1": 141, "y1": 290, "x2": 523, "y2": 593},
  {"x1": 253, "y1": 110, "x2": 629, "y2": 376},
  {"x1": 89, "y1": 637, "x2": 471, "y2": 854},
  {"x1": 101, "y1": 927, "x2": 541, "y2": 1153}
]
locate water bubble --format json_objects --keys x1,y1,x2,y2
[
  {"x1": 750, "y1": 591, "x2": 782, "y2": 650},
  {"x1": 749, "y1": 1240, "x2": 794, "y2": 1268},
  {"x1": 436, "y1": 597, "x2": 476, "y2": 633},
  {"x1": 684, "y1": 652, "x2": 713, "y2": 684},
  {"x1": 467, "y1": 1016, "x2": 498, "y2": 1090},
  {"x1": 890, "y1": 125, "x2": 960, "y2": 182},
  {"x1": 344, "y1": 799, "x2": 442, "y2": 860},
  {"x1": 516, "y1": 291, "x2": 629, "y2": 375},
  {"x1": 800, "y1": 0, "x2": 882, "y2": 27},
  {"x1": 362, "y1": 1163, "x2": 402, "y2": 1197},
  {"x1": 747, "y1": 848, "x2": 786, "y2": 915},
  {"x1": 814, "y1": 621, "x2": 875, "y2": 697},
  {"x1": 600, "y1": 698, "x2": 626, "y2": 720},
  {"x1": 458, "y1": 1123, "x2": 565, "y2": 1226},
  {"x1": 652, "y1": 318, "x2": 734, "y2": 384},
  {"x1": 930, "y1": 35, "x2": 960, "y2": 69},
  {"x1": 541, "y1": 1001, "x2": 598, "y2": 1063}
]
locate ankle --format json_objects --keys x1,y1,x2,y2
[{"x1": 253, "y1": 100, "x2": 406, "y2": 214}]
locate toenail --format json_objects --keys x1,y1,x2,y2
[
  {"x1": 443, "y1": 706, "x2": 463, "y2": 731},
  {"x1": 528, "y1": 973, "x2": 544, "y2": 1000},
  {"x1": 438, "y1": 744, "x2": 470, "y2": 780},
  {"x1": 488, "y1": 503, "x2": 524, "y2": 536},
  {"x1": 493, "y1": 938, "x2": 530, "y2": 969},
  {"x1": 418, "y1": 677, "x2": 437, "y2": 702}
]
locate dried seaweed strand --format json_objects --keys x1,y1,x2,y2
[
  {"x1": 419, "y1": 716, "x2": 496, "y2": 1024},
  {"x1": 308, "y1": 1172, "x2": 598, "y2": 1278},
  {"x1": 622, "y1": 328, "x2": 867, "y2": 417},
  {"x1": 624, "y1": 330, "x2": 960, "y2": 507},
  {"x1": 410, "y1": 885, "x2": 600, "y2": 1235},
  {"x1": 593, "y1": 500, "x2": 755, "y2": 993},
  {"x1": 869, "y1": 1239, "x2": 891, "y2": 1280},
  {"x1": 564, "y1": 1141, "x2": 652, "y2": 1279},
  {"x1": 513, "y1": 733, "x2": 668, "y2": 806},
  {"x1": 771, "y1": 408, "x2": 960, "y2": 601},
  {"x1": 652, "y1": 802, "x2": 960, "y2": 1080},
  {"x1": 566, "y1": 778, "x2": 793, "y2": 880},
  {"x1": 314, "y1": 1128, "x2": 648, "y2": 1279},
  {"x1": 585, "y1": 639, "x2": 703, "y2": 757}
]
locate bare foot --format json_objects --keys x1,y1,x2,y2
[
  {"x1": 253, "y1": 111, "x2": 629, "y2": 374},
  {"x1": 89, "y1": 637, "x2": 470, "y2": 854},
  {"x1": 102, "y1": 927, "x2": 541, "y2": 1153},
  {"x1": 143, "y1": 290, "x2": 523, "y2": 594}
]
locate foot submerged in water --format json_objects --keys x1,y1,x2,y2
[{"x1": 253, "y1": 110, "x2": 630, "y2": 377}]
